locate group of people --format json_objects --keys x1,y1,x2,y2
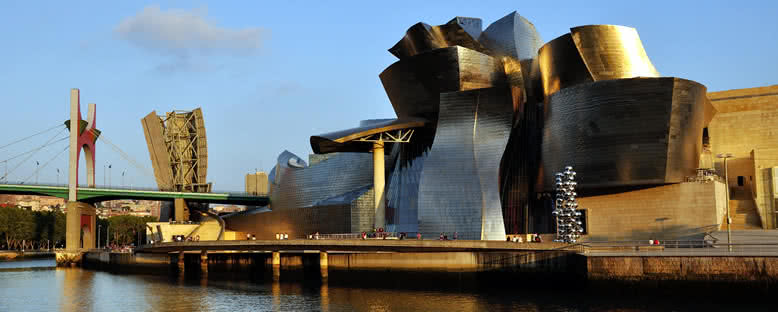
[
  {"x1": 171, "y1": 235, "x2": 200, "y2": 242},
  {"x1": 438, "y1": 232, "x2": 458, "y2": 240}
]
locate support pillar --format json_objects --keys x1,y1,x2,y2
[
  {"x1": 65, "y1": 202, "x2": 96, "y2": 251},
  {"x1": 272, "y1": 251, "x2": 281, "y2": 282},
  {"x1": 177, "y1": 251, "x2": 185, "y2": 272},
  {"x1": 372, "y1": 141, "x2": 385, "y2": 230},
  {"x1": 320, "y1": 251, "x2": 328, "y2": 282},
  {"x1": 200, "y1": 250, "x2": 208, "y2": 273},
  {"x1": 174, "y1": 198, "x2": 189, "y2": 222}
]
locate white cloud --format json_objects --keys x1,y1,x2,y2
[{"x1": 114, "y1": 5, "x2": 265, "y2": 71}]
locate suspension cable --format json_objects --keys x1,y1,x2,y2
[
  {"x1": 1, "y1": 128, "x2": 67, "y2": 181},
  {"x1": 21, "y1": 144, "x2": 69, "y2": 184},
  {"x1": 0, "y1": 135, "x2": 69, "y2": 164},
  {"x1": 0, "y1": 124, "x2": 62, "y2": 151},
  {"x1": 97, "y1": 134, "x2": 154, "y2": 178}
]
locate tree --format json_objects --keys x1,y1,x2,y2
[{"x1": 108, "y1": 215, "x2": 157, "y2": 246}]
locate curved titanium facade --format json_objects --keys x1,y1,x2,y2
[
  {"x1": 380, "y1": 46, "x2": 505, "y2": 119},
  {"x1": 479, "y1": 11, "x2": 543, "y2": 63},
  {"x1": 570, "y1": 25, "x2": 660, "y2": 81},
  {"x1": 478, "y1": 11, "x2": 544, "y2": 120},
  {"x1": 539, "y1": 77, "x2": 707, "y2": 190},
  {"x1": 389, "y1": 17, "x2": 488, "y2": 60},
  {"x1": 418, "y1": 87, "x2": 512, "y2": 240},
  {"x1": 538, "y1": 34, "x2": 594, "y2": 99},
  {"x1": 227, "y1": 150, "x2": 379, "y2": 238}
]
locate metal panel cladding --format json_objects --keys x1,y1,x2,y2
[
  {"x1": 570, "y1": 25, "x2": 659, "y2": 81},
  {"x1": 418, "y1": 87, "x2": 512, "y2": 240},
  {"x1": 479, "y1": 11, "x2": 543, "y2": 63},
  {"x1": 538, "y1": 34, "x2": 594, "y2": 99},
  {"x1": 539, "y1": 77, "x2": 707, "y2": 191},
  {"x1": 479, "y1": 11, "x2": 544, "y2": 119},
  {"x1": 269, "y1": 150, "x2": 374, "y2": 212},
  {"x1": 389, "y1": 17, "x2": 487, "y2": 60},
  {"x1": 539, "y1": 25, "x2": 661, "y2": 99},
  {"x1": 380, "y1": 46, "x2": 505, "y2": 119}
]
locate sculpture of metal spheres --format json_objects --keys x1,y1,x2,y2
[{"x1": 553, "y1": 166, "x2": 584, "y2": 243}]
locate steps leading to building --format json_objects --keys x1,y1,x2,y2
[
  {"x1": 188, "y1": 218, "x2": 222, "y2": 241},
  {"x1": 723, "y1": 199, "x2": 762, "y2": 230}
]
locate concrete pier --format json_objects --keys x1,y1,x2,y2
[
  {"x1": 272, "y1": 251, "x2": 281, "y2": 281},
  {"x1": 200, "y1": 250, "x2": 208, "y2": 273},
  {"x1": 320, "y1": 251, "x2": 328, "y2": 281}
]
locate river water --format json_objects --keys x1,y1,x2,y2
[{"x1": 0, "y1": 258, "x2": 768, "y2": 311}]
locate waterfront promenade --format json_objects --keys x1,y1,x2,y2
[{"x1": 135, "y1": 239, "x2": 572, "y2": 253}]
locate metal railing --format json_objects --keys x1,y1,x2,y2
[{"x1": 304, "y1": 232, "x2": 406, "y2": 240}]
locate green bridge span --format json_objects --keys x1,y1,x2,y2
[{"x1": 0, "y1": 184, "x2": 269, "y2": 206}]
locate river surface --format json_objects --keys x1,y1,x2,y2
[{"x1": 0, "y1": 258, "x2": 769, "y2": 311}]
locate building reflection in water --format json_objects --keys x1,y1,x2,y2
[{"x1": 59, "y1": 268, "x2": 95, "y2": 312}]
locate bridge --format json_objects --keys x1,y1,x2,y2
[
  {"x1": 0, "y1": 184, "x2": 268, "y2": 206},
  {"x1": 0, "y1": 88, "x2": 268, "y2": 255}
]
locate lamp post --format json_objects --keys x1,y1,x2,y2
[
  {"x1": 98, "y1": 224, "x2": 101, "y2": 249},
  {"x1": 122, "y1": 170, "x2": 125, "y2": 188},
  {"x1": 56, "y1": 168, "x2": 60, "y2": 185},
  {"x1": 108, "y1": 164, "x2": 112, "y2": 188},
  {"x1": 35, "y1": 161, "x2": 39, "y2": 184},
  {"x1": 717, "y1": 153, "x2": 734, "y2": 252}
]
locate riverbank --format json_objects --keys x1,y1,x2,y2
[{"x1": 0, "y1": 251, "x2": 55, "y2": 261}]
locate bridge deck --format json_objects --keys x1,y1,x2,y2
[
  {"x1": 135, "y1": 239, "x2": 573, "y2": 253},
  {"x1": 0, "y1": 184, "x2": 269, "y2": 205}
]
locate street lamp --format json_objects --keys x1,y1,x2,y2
[
  {"x1": 35, "y1": 161, "x2": 39, "y2": 184},
  {"x1": 56, "y1": 168, "x2": 60, "y2": 185},
  {"x1": 717, "y1": 153, "x2": 734, "y2": 252},
  {"x1": 122, "y1": 170, "x2": 126, "y2": 188},
  {"x1": 98, "y1": 224, "x2": 101, "y2": 249},
  {"x1": 108, "y1": 164, "x2": 112, "y2": 188}
]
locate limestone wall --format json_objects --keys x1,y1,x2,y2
[
  {"x1": 708, "y1": 85, "x2": 778, "y2": 229},
  {"x1": 579, "y1": 182, "x2": 725, "y2": 241},
  {"x1": 588, "y1": 256, "x2": 778, "y2": 282}
]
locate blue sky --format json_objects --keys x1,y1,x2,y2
[{"x1": 0, "y1": 0, "x2": 776, "y2": 191}]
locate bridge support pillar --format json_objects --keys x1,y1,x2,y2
[
  {"x1": 65, "y1": 201, "x2": 96, "y2": 251},
  {"x1": 272, "y1": 251, "x2": 281, "y2": 282},
  {"x1": 320, "y1": 251, "x2": 328, "y2": 282},
  {"x1": 200, "y1": 250, "x2": 208, "y2": 273},
  {"x1": 174, "y1": 198, "x2": 189, "y2": 222}
]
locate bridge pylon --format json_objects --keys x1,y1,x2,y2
[{"x1": 65, "y1": 88, "x2": 100, "y2": 251}]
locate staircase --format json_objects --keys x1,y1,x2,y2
[
  {"x1": 187, "y1": 216, "x2": 223, "y2": 241},
  {"x1": 723, "y1": 199, "x2": 762, "y2": 230}
]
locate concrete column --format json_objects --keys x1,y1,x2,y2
[
  {"x1": 272, "y1": 251, "x2": 281, "y2": 282},
  {"x1": 320, "y1": 251, "x2": 328, "y2": 281},
  {"x1": 65, "y1": 202, "x2": 96, "y2": 250},
  {"x1": 174, "y1": 198, "x2": 189, "y2": 222},
  {"x1": 200, "y1": 250, "x2": 208, "y2": 273},
  {"x1": 68, "y1": 89, "x2": 79, "y2": 202},
  {"x1": 177, "y1": 251, "x2": 185, "y2": 272},
  {"x1": 372, "y1": 141, "x2": 385, "y2": 230},
  {"x1": 65, "y1": 202, "x2": 81, "y2": 251}
]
